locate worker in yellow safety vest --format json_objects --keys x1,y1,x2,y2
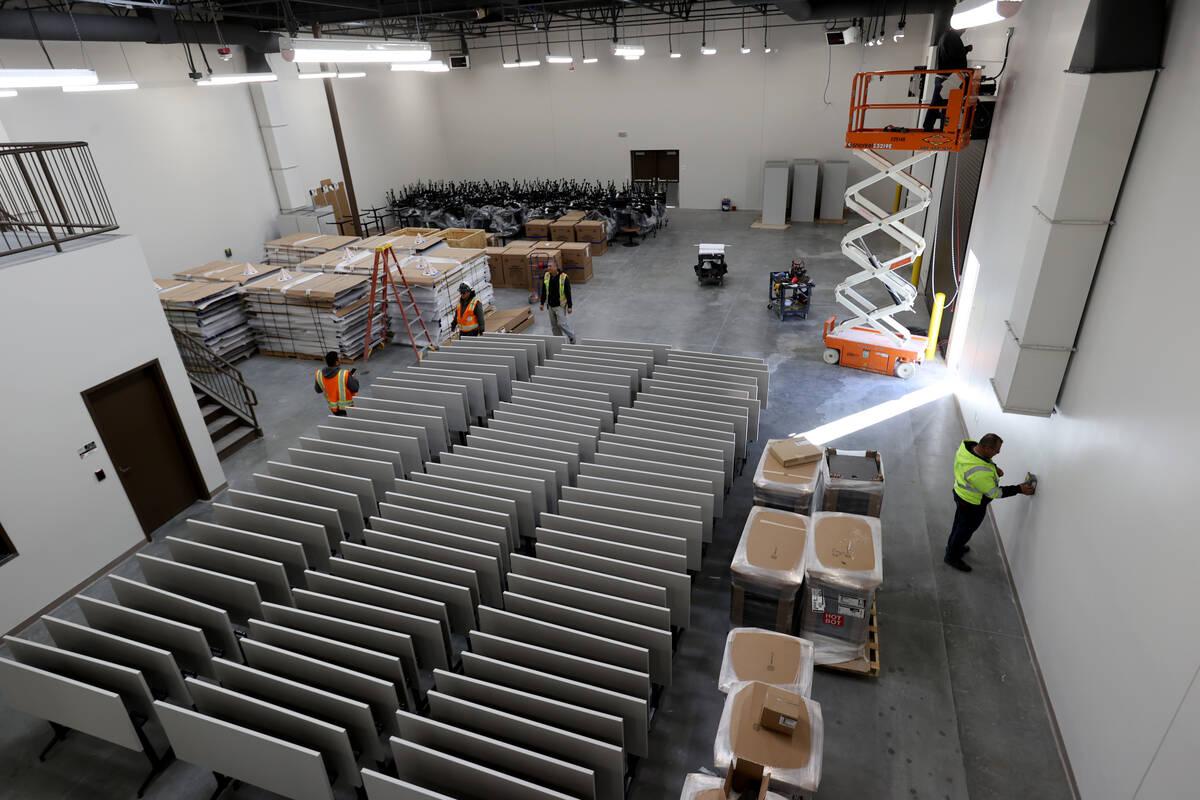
[
  {"x1": 314, "y1": 351, "x2": 359, "y2": 416},
  {"x1": 944, "y1": 433, "x2": 1035, "y2": 572},
  {"x1": 538, "y1": 261, "x2": 576, "y2": 344},
  {"x1": 454, "y1": 283, "x2": 485, "y2": 337}
]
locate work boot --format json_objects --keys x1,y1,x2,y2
[{"x1": 944, "y1": 557, "x2": 972, "y2": 573}]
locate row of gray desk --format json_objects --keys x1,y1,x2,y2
[{"x1": 0, "y1": 333, "x2": 769, "y2": 800}]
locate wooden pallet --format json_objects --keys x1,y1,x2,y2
[{"x1": 817, "y1": 597, "x2": 880, "y2": 677}]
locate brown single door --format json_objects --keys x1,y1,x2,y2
[
  {"x1": 631, "y1": 150, "x2": 657, "y2": 181},
  {"x1": 83, "y1": 362, "x2": 206, "y2": 538}
]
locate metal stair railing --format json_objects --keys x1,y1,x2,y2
[{"x1": 170, "y1": 325, "x2": 261, "y2": 431}]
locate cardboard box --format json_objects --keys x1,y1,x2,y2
[
  {"x1": 442, "y1": 228, "x2": 488, "y2": 249},
  {"x1": 534, "y1": 240, "x2": 563, "y2": 250},
  {"x1": 769, "y1": 438, "x2": 822, "y2": 467},
  {"x1": 501, "y1": 242, "x2": 536, "y2": 272},
  {"x1": 549, "y1": 220, "x2": 577, "y2": 242},
  {"x1": 505, "y1": 264, "x2": 531, "y2": 290},
  {"x1": 725, "y1": 682, "x2": 814, "y2": 773},
  {"x1": 759, "y1": 686, "x2": 804, "y2": 735},
  {"x1": 590, "y1": 238, "x2": 608, "y2": 256},
  {"x1": 558, "y1": 242, "x2": 591, "y2": 269},
  {"x1": 527, "y1": 248, "x2": 561, "y2": 271},
  {"x1": 574, "y1": 220, "x2": 608, "y2": 243},
  {"x1": 525, "y1": 219, "x2": 554, "y2": 239},
  {"x1": 486, "y1": 305, "x2": 534, "y2": 333},
  {"x1": 484, "y1": 247, "x2": 508, "y2": 287},
  {"x1": 559, "y1": 211, "x2": 587, "y2": 221}
]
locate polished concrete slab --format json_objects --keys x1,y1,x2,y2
[{"x1": 0, "y1": 210, "x2": 1073, "y2": 800}]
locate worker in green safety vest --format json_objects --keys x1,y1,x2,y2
[
  {"x1": 944, "y1": 433, "x2": 1035, "y2": 572},
  {"x1": 538, "y1": 261, "x2": 577, "y2": 344}
]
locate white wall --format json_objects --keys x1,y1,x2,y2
[
  {"x1": 434, "y1": 21, "x2": 931, "y2": 209},
  {"x1": 0, "y1": 235, "x2": 225, "y2": 634},
  {"x1": 0, "y1": 43, "x2": 448, "y2": 277},
  {"x1": 950, "y1": 1, "x2": 1199, "y2": 798}
]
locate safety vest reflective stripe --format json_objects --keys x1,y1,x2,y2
[
  {"x1": 457, "y1": 298, "x2": 481, "y2": 331},
  {"x1": 543, "y1": 272, "x2": 567, "y2": 298},
  {"x1": 317, "y1": 369, "x2": 354, "y2": 411}
]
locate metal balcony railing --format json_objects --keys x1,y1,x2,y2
[{"x1": 0, "y1": 142, "x2": 119, "y2": 257}]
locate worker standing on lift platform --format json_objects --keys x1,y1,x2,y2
[{"x1": 924, "y1": 26, "x2": 973, "y2": 131}]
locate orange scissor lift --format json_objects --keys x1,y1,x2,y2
[{"x1": 823, "y1": 68, "x2": 982, "y2": 378}]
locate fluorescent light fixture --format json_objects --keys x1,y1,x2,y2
[
  {"x1": 391, "y1": 60, "x2": 449, "y2": 72},
  {"x1": 611, "y1": 43, "x2": 645, "y2": 58},
  {"x1": 622, "y1": 54, "x2": 641, "y2": 61},
  {"x1": 545, "y1": 54, "x2": 574, "y2": 64},
  {"x1": 195, "y1": 73, "x2": 278, "y2": 85},
  {"x1": 281, "y1": 36, "x2": 431, "y2": 64},
  {"x1": 700, "y1": 45, "x2": 717, "y2": 55},
  {"x1": 764, "y1": 47, "x2": 771, "y2": 53},
  {"x1": 951, "y1": 0, "x2": 1022, "y2": 29},
  {"x1": 518, "y1": 59, "x2": 540, "y2": 68},
  {"x1": 0, "y1": 90, "x2": 16, "y2": 98},
  {"x1": 63, "y1": 81, "x2": 139, "y2": 93},
  {"x1": 582, "y1": 57, "x2": 598, "y2": 64},
  {"x1": 740, "y1": 46, "x2": 751, "y2": 54},
  {"x1": 670, "y1": 51, "x2": 682, "y2": 59},
  {"x1": 297, "y1": 71, "x2": 338, "y2": 80},
  {"x1": 337, "y1": 71, "x2": 366, "y2": 79},
  {"x1": 0, "y1": 68, "x2": 98, "y2": 89},
  {"x1": 502, "y1": 60, "x2": 520, "y2": 69},
  {"x1": 894, "y1": 31, "x2": 905, "y2": 41}
]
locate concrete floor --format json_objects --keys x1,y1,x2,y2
[{"x1": 0, "y1": 210, "x2": 1075, "y2": 800}]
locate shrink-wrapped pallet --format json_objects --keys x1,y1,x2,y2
[
  {"x1": 717, "y1": 628, "x2": 814, "y2": 698},
  {"x1": 753, "y1": 440, "x2": 827, "y2": 514},
  {"x1": 798, "y1": 512, "x2": 883, "y2": 664},
  {"x1": 713, "y1": 682, "x2": 824, "y2": 794},
  {"x1": 822, "y1": 448, "x2": 885, "y2": 517}
]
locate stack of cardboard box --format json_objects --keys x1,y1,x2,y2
[
  {"x1": 524, "y1": 219, "x2": 554, "y2": 239},
  {"x1": 574, "y1": 220, "x2": 609, "y2": 255}
]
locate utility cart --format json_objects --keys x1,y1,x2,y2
[
  {"x1": 695, "y1": 243, "x2": 729, "y2": 285},
  {"x1": 767, "y1": 261, "x2": 815, "y2": 320}
]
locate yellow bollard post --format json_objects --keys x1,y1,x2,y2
[
  {"x1": 926, "y1": 292, "x2": 946, "y2": 361},
  {"x1": 910, "y1": 255, "x2": 922, "y2": 288}
]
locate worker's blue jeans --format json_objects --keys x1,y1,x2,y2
[
  {"x1": 923, "y1": 76, "x2": 947, "y2": 131},
  {"x1": 945, "y1": 492, "x2": 988, "y2": 561}
]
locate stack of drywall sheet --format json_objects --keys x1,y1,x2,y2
[
  {"x1": 242, "y1": 271, "x2": 387, "y2": 359},
  {"x1": 174, "y1": 260, "x2": 281, "y2": 285},
  {"x1": 397, "y1": 249, "x2": 494, "y2": 347},
  {"x1": 263, "y1": 233, "x2": 360, "y2": 266},
  {"x1": 295, "y1": 247, "x2": 379, "y2": 275},
  {"x1": 154, "y1": 279, "x2": 256, "y2": 361}
]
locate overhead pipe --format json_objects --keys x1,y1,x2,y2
[{"x1": 0, "y1": 9, "x2": 281, "y2": 53}]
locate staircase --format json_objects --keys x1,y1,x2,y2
[
  {"x1": 194, "y1": 385, "x2": 261, "y2": 459},
  {"x1": 171, "y1": 325, "x2": 263, "y2": 460}
]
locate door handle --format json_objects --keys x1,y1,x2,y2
[{"x1": 118, "y1": 466, "x2": 132, "y2": 474}]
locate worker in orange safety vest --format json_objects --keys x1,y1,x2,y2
[
  {"x1": 314, "y1": 351, "x2": 359, "y2": 416},
  {"x1": 454, "y1": 283, "x2": 485, "y2": 337}
]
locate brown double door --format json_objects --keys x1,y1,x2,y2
[
  {"x1": 83, "y1": 362, "x2": 206, "y2": 538},
  {"x1": 631, "y1": 149, "x2": 680, "y2": 205}
]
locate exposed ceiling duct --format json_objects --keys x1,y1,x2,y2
[
  {"x1": 0, "y1": 8, "x2": 281, "y2": 53},
  {"x1": 730, "y1": 0, "x2": 953, "y2": 23}
]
